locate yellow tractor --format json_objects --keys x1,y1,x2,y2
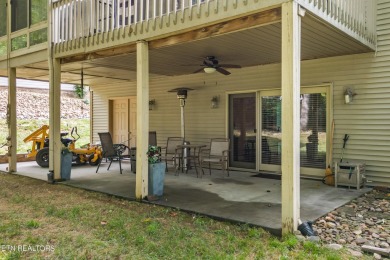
[{"x1": 24, "y1": 125, "x2": 102, "y2": 167}]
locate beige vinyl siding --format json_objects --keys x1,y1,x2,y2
[{"x1": 90, "y1": 2, "x2": 390, "y2": 186}]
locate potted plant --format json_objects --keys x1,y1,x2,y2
[{"x1": 147, "y1": 145, "x2": 166, "y2": 196}]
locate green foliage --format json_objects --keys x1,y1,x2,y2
[
  {"x1": 26, "y1": 220, "x2": 40, "y2": 229},
  {"x1": 73, "y1": 85, "x2": 85, "y2": 99},
  {"x1": 11, "y1": 35, "x2": 27, "y2": 51},
  {"x1": 0, "y1": 41, "x2": 6, "y2": 56},
  {"x1": 0, "y1": 0, "x2": 6, "y2": 37},
  {"x1": 30, "y1": 0, "x2": 47, "y2": 25},
  {"x1": 30, "y1": 28, "x2": 47, "y2": 46},
  {"x1": 147, "y1": 145, "x2": 161, "y2": 164}
]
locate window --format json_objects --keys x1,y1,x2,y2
[
  {"x1": 31, "y1": 0, "x2": 47, "y2": 25},
  {"x1": 11, "y1": 0, "x2": 28, "y2": 32},
  {"x1": 0, "y1": 0, "x2": 6, "y2": 37},
  {"x1": 11, "y1": 0, "x2": 47, "y2": 32}
]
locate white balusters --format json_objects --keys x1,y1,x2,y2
[
  {"x1": 52, "y1": 0, "x2": 375, "y2": 47},
  {"x1": 299, "y1": 0, "x2": 376, "y2": 45}
]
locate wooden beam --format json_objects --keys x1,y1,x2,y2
[
  {"x1": 49, "y1": 58, "x2": 62, "y2": 180},
  {"x1": 150, "y1": 8, "x2": 281, "y2": 49},
  {"x1": 281, "y1": 1, "x2": 301, "y2": 235},
  {"x1": 61, "y1": 44, "x2": 137, "y2": 64},
  {"x1": 135, "y1": 41, "x2": 149, "y2": 200},
  {"x1": 7, "y1": 67, "x2": 17, "y2": 172}
]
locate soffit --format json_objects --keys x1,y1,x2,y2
[{"x1": 3, "y1": 12, "x2": 373, "y2": 85}]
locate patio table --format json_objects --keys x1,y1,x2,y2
[{"x1": 177, "y1": 144, "x2": 206, "y2": 177}]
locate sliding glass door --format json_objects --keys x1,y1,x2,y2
[
  {"x1": 228, "y1": 86, "x2": 330, "y2": 176},
  {"x1": 259, "y1": 87, "x2": 329, "y2": 176},
  {"x1": 260, "y1": 91, "x2": 282, "y2": 171},
  {"x1": 228, "y1": 93, "x2": 256, "y2": 169}
]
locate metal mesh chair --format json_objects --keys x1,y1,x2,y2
[
  {"x1": 96, "y1": 132, "x2": 126, "y2": 174},
  {"x1": 160, "y1": 137, "x2": 184, "y2": 173},
  {"x1": 200, "y1": 138, "x2": 230, "y2": 177}
]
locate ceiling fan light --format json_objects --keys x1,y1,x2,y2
[{"x1": 204, "y1": 67, "x2": 216, "y2": 74}]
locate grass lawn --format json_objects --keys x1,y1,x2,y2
[{"x1": 0, "y1": 174, "x2": 365, "y2": 259}]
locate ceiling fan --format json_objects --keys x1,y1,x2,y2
[{"x1": 192, "y1": 56, "x2": 241, "y2": 75}]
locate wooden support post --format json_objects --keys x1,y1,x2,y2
[
  {"x1": 135, "y1": 40, "x2": 149, "y2": 200},
  {"x1": 49, "y1": 58, "x2": 62, "y2": 180},
  {"x1": 7, "y1": 67, "x2": 17, "y2": 172},
  {"x1": 281, "y1": 1, "x2": 302, "y2": 235}
]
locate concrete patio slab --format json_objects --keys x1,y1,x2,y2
[{"x1": 0, "y1": 161, "x2": 370, "y2": 235}]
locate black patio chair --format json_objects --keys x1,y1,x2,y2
[{"x1": 96, "y1": 132, "x2": 126, "y2": 174}]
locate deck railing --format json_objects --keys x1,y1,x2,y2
[
  {"x1": 297, "y1": 0, "x2": 376, "y2": 46},
  {"x1": 52, "y1": 0, "x2": 211, "y2": 43},
  {"x1": 52, "y1": 0, "x2": 376, "y2": 47}
]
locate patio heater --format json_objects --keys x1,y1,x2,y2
[
  {"x1": 168, "y1": 88, "x2": 193, "y2": 170},
  {"x1": 168, "y1": 88, "x2": 193, "y2": 140}
]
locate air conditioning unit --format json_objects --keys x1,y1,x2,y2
[{"x1": 335, "y1": 162, "x2": 366, "y2": 190}]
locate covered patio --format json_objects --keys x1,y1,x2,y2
[{"x1": 0, "y1": 161, "x2": 370, "y2": 235}]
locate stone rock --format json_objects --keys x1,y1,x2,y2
[
  {"x1": 308, "y1": 236, "x2": 321, "y2": 243},
  {"x1": 356, "y1": 238, "x2": 367, "y2": 244},
  {"x1": 326, "y1": 244, "x2": 343, "y2": 250},
  {"x1": 338, "y1": 239, "x2": 346, "y2": 244},
  {"x1": 379, "y1": 233, "x2": 389, "y2": 238},
  {"x1": 313, "y1": 189, "x2": 390, "y2": 253},
  {"x1": 327, "y1": 222, "x2": 336, "y2": 228},
  {"x1": 373, "y1": 253, "x2": 382, "y2": 260},
  {"x1": 348, "y1": 249, "x2": 363, "y2": 257},
  {"x1": 325, "y1": 216, "x2": 335, "y2": 222}
]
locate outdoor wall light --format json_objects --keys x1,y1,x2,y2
[
  {"x1": 149, "y1": 99, "x2": 156, "y2": 110},
  {"x1": 211, "y1": 96, "x2": 219, "y2": 108},
  {"x1": 204, "y1": 67, "x2": 216, "y2": 74},
  {"x1": 344, "y1": 88, "x2": 356, "y2": 104}
]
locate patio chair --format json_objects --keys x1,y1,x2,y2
[
  {"x1": 200, "y1": 138, "x2": 230, "y2": 177},
  {"x1": 96, "y1": 132, "x2": 126, "y2": 174},
  {"x1": 160, "y1": 137, "x2": 184, "y2": 173}
]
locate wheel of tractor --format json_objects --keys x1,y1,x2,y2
[
  {"x1": 36, "y1": 148, "x2": 49, "y2": 167},
  {"x1": 88, "y1": 155, "x2": 101, "y2": 166},
  {"x1": 75, "y1": 155, "x2": 87, "y2": 165}
]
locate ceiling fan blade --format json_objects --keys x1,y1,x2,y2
[
  {"x1": 219, "y1": 64, "x2": 241, "y2": 68},
  {"x1": 193, "y1": 68, "x2": 205, "y2": 74},
  {"x1": 181, "y1": 64, "x2": 204, "y2": 66},
  {"x1": 216, "y1": 67, "x2": 231, "y2": 75}
]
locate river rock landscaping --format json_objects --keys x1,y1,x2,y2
[{"x1": 309, "y1": 188, "x2": 390, "y2": 258}]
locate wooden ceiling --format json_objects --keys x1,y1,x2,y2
[{"x1": 1, "y1": 13, "x2": 373, "y2": 86}]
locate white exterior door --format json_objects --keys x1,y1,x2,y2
[{"x1": 113, "y1": 99, "x2": 129, "y2": 145}]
